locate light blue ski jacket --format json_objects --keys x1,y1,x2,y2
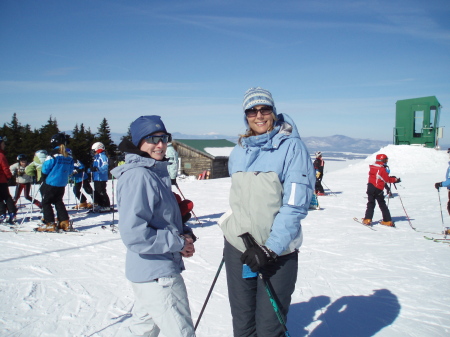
[
  {"x1": 92, "y1": 151, "x2": 109, "y2": 181},
  {"x1": 441, "y1": 163, "x2": 450, "y2": 189},
  {"x1": 111, "y1": 153, "x2": 192, "y2": 283},
  {"x1": 221, "y1": 113, "x2": 315, "y2": 256},
  {"x1": 42, "y1": 147, "x2": 74, "y2": 187}
]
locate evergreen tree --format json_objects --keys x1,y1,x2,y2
[
  {"x1": 38, "y1": 116, "x2": 60, "y2": 151},
  {"x1": 95, "y1": 118, "x2": 117, "y2": 157},
  {"x1": 71, "y1": 123, "x2": 95, "y2": 169}
]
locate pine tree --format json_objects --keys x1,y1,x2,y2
[
  {"x1": 71, "y1": 123, "x2": 95, "y2": 169},
  {"x1": 95, "y1": 118, "x2": 117, "y2": 157},
  {"x1": 38, "y1": 116, "x2": 60, "y2": 151}
]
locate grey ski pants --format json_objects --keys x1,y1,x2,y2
[{"x1": 224, "y1": 239, "x2": 298, "y2": 337}]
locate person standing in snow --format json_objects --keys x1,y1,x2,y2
[
  {"x1": 10, "y1": 154, "x2": 42, "y2": 209},
  {"x1": 111, "y1": 115, "x2": 197, "y2": 337},
  {"x1": 38, "y1": 133, "x2": 74, "y2": 232},
  {"x1": 434, "y1": 148, "x2": 450, "y2": 216},
  {"x1": 362, "y1": 154, "x2": 400, "y2": 227},
  {"x1": 219, "y1": 87, "x2": 315, "y2": 337},
  {"x1": 90, "y1": 142, "x2": 111, "y2": 212},
  {"x1": 314, "y1": 151, "x2": 325, "y2": 195},
  {"x1": 71, "y1": 159, "x2": 93, "y2": 209},
  {"x1": 25, "y1": 149, "x2": 48, "y2": 205},
  {"x1": 165, "y1": 141, "x2": 179, "y2": 185},
  {"x1": 0, "y1": 136, "x2": 17, "y2": 224}
]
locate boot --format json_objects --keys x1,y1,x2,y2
[
  {"x1": 33, "y1": 200, "x2": 42, "y2": 209},
  {"x1": 7, "y1": 213, "x2": 16, "y2": 225},
  {"x1": 444, "y1": 228, "x2": 450, "y2": 235},
  {"x1": 59, "y1": 220, "x2": 71, "y2": 231},
  {"x1": 380, "y1": 220, "x2": 395, "y2": 227},
  {"x1": 0, "y1": 214, "x2": 6, "y2": 223},
  {"x1": 362, "y1": 218, "x2": 372, "y2": 225},
  {"x1": 36, "y1": 223, "x2": 58, "y2": 232}
]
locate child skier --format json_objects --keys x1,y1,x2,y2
[
  {"x1": 37, "y1": 133, "x2": 74, "y2": 232},
  {"x1": 314, "y1": 151, "x2": 325, "y2": 195},
  {"x1": 72, "y1": 159, "x2": 93, "y2": 209},
  {"x1": 0, "y1": 136, "x2": 17, "y2": 224},
  {"x1": 90, "y1": 142, "x2": 111, "y2": 212},
  {"x1": 362, "y1": 154, "x2": 401, "y2": 227},
  {"x1": 10, "y1": 154, "x2": 42, "y2": 209}
]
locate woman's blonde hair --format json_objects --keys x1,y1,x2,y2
[
  {"x1": 59, "y1": 144, "x2": 69, "y2": 157},
  {"x1": 238, "y1": 112, "x2": 278, "y2": 146}
]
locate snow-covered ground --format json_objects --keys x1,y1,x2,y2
[{"x1": 1, "y1": 145, "x2": 449, "y2": 337}]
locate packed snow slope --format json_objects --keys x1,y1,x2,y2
[{"x1": 0, "y1": 145, "x2": 449, "y2": 337}]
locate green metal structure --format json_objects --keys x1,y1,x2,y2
[{"x1": 394, "y1": 96, "x2": 443, "y2": 148}]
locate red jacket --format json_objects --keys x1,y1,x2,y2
[
  {"x1": 368, "y1": 163, "x2": 397, "y2": 190},
  {"x1": 0, "y1": 149, "x2": 12, "y2": 183}
]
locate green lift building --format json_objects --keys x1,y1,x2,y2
[{"x1": 393, "y1": 96, "x2": 443, "y2": 148}]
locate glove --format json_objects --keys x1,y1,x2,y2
[
  {"x1": 240, "y1": 245, "x2": 277, "y2": 273},
  {"x1": 316, "y1": 172, "x2": 321, "y2": 178},
  {"x1": 182, "y1": 212, "x2": 192, "y2": 224},
  {"x1": 435, "y1": 182, "x2": 442, "y2": 190},
  {"x1": 171, "y1": 178, "x2": 177, "y2": 185},
  {"x1": 90, "y1": 167, "x2": 98, "y2": 172},
  {"x1": 396, "y1": 177, "x2": 401, "y2": 183},
  {"x1": 17, "y1": 171, "x2": 24, "y2": 176}
]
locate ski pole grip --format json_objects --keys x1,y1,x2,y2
[{"x1": 239, "y1": 232, "x2": 255, "y2": 250}]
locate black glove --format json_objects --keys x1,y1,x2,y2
[
  {"x1": 240, "y1": 245, "x2": 277, "y2": 273},
  {"x1": 90, "y1": 167, "x2": 98, "y2": 172},
  {"x1": 182, "y1": 212, "x2": 192, "y2": 224},
  {"x1": 435, "y1": 182, "x2": 442, "y2": 190},
  {"x1": 171, "y1": 178, "x2": 177, "y2": 185},
  {"x1": 396, "y1": 177, "x2": 401, "y2": 183}
]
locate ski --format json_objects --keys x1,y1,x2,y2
[
  {"x1": 353, "y1": 217, "x2": 376, "y2": 230},
  {"x1": 423, "y1": 236, "x2": 450, "y2": 243}
]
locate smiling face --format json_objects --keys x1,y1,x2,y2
[
  {"x1": 139, "y1": 132, "x2": 168, "y2": 161},
  {"x1": 246, "y1": 105, "x2": 275, "y2": 135}
]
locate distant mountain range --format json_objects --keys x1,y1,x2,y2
[{"x1": 109, "y1": 132, "x2": 448, "y2": 154}]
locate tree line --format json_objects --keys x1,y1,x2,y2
[{"x1": 0, "y1": 113, "x2": 131, "y2": 171}]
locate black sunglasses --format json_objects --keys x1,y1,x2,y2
[
  {"x1": 144, "y1": 133, "x2": 172, "y2": 144},
  {"x1": 244, "y1": 107, "x2": 273, "y2": 118}
]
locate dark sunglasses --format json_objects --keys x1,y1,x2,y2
[
  {"x1": 244, "y1": 107, "x2": 273, "y2": 118},
  {"x1": 143, "y1": 133, "x2": 172, "y2": 144}
]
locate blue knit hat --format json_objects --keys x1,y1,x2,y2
[
  {"x1": 130, "y1": 115, "x2": 168, "y2": 146},
  {"x1": 242, "y1": 87, "x2": 277, "y2": 116}
]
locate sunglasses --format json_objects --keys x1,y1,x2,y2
[
  {"x1": 244, "y1": 107, "x2": 273, "y2": 118},
  {"x1": 144, "y1": 133, "x2": 172, "y2": 144}
]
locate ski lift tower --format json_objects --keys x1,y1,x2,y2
[{"x1": 393, "y1": 96, "x2": 443, "y2": 149}]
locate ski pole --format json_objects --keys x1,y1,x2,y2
[
  {"x1": 437, "y1": 188, "x2": 444, "y2": 226},
  {"x1": 239, "y1": 232, "x2": 291, "y2": 337},
  {"x1": 111, "y1": 176, "x2": 115, "y2": 228},
  {"x1": 175, "y1": 182, "x2": 202, "y2": 226},
  {"x1": 194, "y1": 257, "x2": 225, "y2": 331},
  {"x1": 393, "y1": 183, "x2": 416, "y2": 230},
  {"x1": 321, "y1": 180, "x2": 336, "y2": 197},
  {"x1": 19, "y1": 182, "x2": 43, "y2": 225}
]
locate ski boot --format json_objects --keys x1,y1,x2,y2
[
  {"x1": 58, "y1": 220, "x2": 75, "y2": 232},
  {"x1": 35, "y1": 222, "x2": 58, "y2": 232},
  {"x1": 380, "y1": 220, "x2": 395, "y2": 227},
  {"x1": 7, "y1": 213, "x2": 16, "y2": 225},
  {"x1": 362, "y1": 218, "x2": 372, "y2": 225},
  {"x1": 0, "y1": 214, "x2": 6, "y2": 223},
  {"x1": 444, "y1": 227, "x2": 450, "y2": 235}
]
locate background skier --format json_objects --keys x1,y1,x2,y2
[
  {"x1": 72, "y1": 159, "x2": 93, "y2": 209},
  {"x1": 0, "y1": 136, "x2": 17, "y2": 224},
  {"x1": 314, "y1": 151, "x2": 325, "y2": 195},
  {"x1": 90, "y1": 142, "x2": 111, "y2": 212},
  {"x1": 10, "y1": 154, "x2": 42, "y2": 209},
  {"x1": 362, "y1": 154, "x2": 400, "y2": 227}
]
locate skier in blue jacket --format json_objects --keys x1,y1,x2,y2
[
  {"x1": 71, "y1": 159, "x2": 93, "y2": 209},
  {"x1": 111, "y1": 115, "x2": 196, "y2": 337},
  {"x1": 38, "y1": 133, "x2": 74, "y2": 232},
  {"x1": 220, "y1": 87, "x2": 315, "y2": 337},
  {"x1": 435, "y1": 149, "x2": 450, "y2": 216},
  {"x1": 90, "y1": 142, "x2": 111, "y2": 212}
]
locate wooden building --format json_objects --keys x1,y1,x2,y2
[{"x1": 172, "y1": 139, "x2": 236, "y2": 179}]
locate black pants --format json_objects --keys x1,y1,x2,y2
[
  {"x1": 42, "y1": 184, "x2": 69, "y2": 223},
  {"x1": 93, "y1": 181, "x2": 110, "y2": 207},
  {"x1": 365, "y1": 183, "x2": 392, "y2": 221},
  {"x1": 0, "y1": 183, "x2": 17, "y2": 215},
  {"x1": 73, "y1": 179, "x2": 93, "y2": 203},
  {"x1": 315, "y1": 175, "x2": 324, "y2": 194},
  {"x1": 224, "y1": 239, "x2": 298, "y2": 337}
]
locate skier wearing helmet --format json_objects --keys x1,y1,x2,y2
[
  {"x1": 37, "y1": 133, "x2": 74, "y2": 232},
  {"x1": 90, "y1": 142, "x2": 111, "y2": 212},
  {"x1": 10, "y1": 154, "x2": 42, "y2": 209},
  {"x1": 362, "y1": 154, "x2": 401, "y2": 227},
  {"x1": 314, "y1": 151, "x2": 325, "y2": 195}
]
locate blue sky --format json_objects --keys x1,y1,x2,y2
[{"x1": 1, "y1": 0, "x2": 450, "y2": 144}]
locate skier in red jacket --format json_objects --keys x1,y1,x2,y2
[{"x1": 362, "y1": 154, "x2": 401, "y2": 227}]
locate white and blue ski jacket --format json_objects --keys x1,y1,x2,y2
[
  {"x1": 441, "y1": 163, "x2": 450, "y2": 189},
  {"x1": 41, "y1": 147, "x2": 74, "y2": 187},
  {"x1": 220, "y1": 113, "x2": 315, "y2": 256},
  {"x1": 111, "y1": 142, "x2": 194, "y2": 283},
  {"x1": 91, "y1": 151, "x2": 109, "y2": 181}
]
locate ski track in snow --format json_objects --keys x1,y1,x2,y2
[{"x1": 0, "y1": 145, "x2": 450, "y2": 336}]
